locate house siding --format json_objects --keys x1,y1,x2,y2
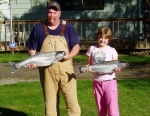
[
  {"x1": 1, "y1": 0, "x2": 143, "y2": 20},
  {"x1": 0, "y1": 0, "x2": 144, "y2": 42}
]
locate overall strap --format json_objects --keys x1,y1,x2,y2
[
  {"x1": 60, "y1": 20, "x2": 66, "y2": 36},
  {"x1": 43, "y1": 20, "x2": 49, "y2": 36}
]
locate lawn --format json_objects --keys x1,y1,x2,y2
[
  {"x1": 0, "y1": 53, "x2": 150, "y2": 116},
  {"x1": 0, "y1": 79, "x2": 150, "y2": 116},
  {"x1": 0, "y1": 52, "x2": 150, "y2": 63}
]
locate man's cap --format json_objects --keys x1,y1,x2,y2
[{"x1": 47, "y1": 1, "x2": 61, "y2": 11}]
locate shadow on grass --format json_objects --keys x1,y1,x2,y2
[{"x1": 0, "y1": 107, "x2": 28, "y2": 116}]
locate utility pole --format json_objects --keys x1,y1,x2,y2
[{"x1": 9, "y1": 0, "x2": 16, "y2": 55}]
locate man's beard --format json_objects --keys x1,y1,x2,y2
[{"x1": 48, "y1": 17, "x2": 53, "y2": 21}]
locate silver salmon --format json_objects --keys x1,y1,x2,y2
[
  {"x1": 78, "y1": 60, "x2": 128, "y2": 75},
  {"x1": 9, "y1": 51, "x2": 65, "y2": 74}
]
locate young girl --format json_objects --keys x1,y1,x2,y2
[{"x1": 86, "y1": 27, "x2": 121, "y2": 116}]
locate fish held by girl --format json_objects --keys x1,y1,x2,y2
[{"x1": 78, "y1": 60, "x2": 128, "y2": 75}]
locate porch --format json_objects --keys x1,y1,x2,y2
[{"x1": 0, "y1": 18, "x2": 150, "y2": 52}]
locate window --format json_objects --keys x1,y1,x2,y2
[{"x1": 57, "y1": 0, "x2": 104, "y2": 10}]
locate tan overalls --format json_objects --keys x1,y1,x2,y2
[{"x1": 39, "y1": 21, "x2": 81, "y2": 116}]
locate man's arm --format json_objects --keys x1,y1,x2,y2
[
  {"x1": 28, "y1": 49, "x2": 37, "y2": 68},
  {"x1": 28, "y1": 49, "x2": 36, "y2": 56},
  {"x1": 63, "y1": 44, "x2": 80, "y2": 60}
]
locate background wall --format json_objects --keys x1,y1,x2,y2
[
  {"x1": 0, "y1": 0, "x2": 145, "y2": 45},
  {"x1": 0, "y1": 0, "x2": 144, "y2": 20}
]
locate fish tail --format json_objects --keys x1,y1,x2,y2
[
  {"x1": 77, "y1": 67, "x2": 82, "y2": 77},
  {"x1": 9, "y1": 62, "x2": 18, "y2": 74},
  {"x1": 76, "y1": 73, "x2": 82, "y2": 77},
  {"x1": 77, "y1": 66, "x2": 86, "y2": 77},
  {"x1": 78, "y1": 66, "x2": 83, "y2": 73}
]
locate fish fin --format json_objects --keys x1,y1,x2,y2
[
  {"x1": 24, "y1": 65, "x2": 28, "y2": 67},
  {"x1": 9, "y1": 62, "x2": 15, "y2": 66},
  {"x1": 99, "y1": 60, "x2": 119, "y2": 64},
  {"x1": 8, "y1": 62, "x2": 18, "y2": 74},
  {"x1": 52, "y1": 60, "x2": 57, "y2": 65},
  {"x1": 76, "y1": 73, "x2": 82, "y2": 77},
  {"x1": 35, "y1": 52, "x2": 41, "y2": 55},
  {"x1": 77, "y1": 67, "x2": 82, "y2": 77}
]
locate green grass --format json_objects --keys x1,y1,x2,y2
[
  {"x1": 0, "y1": 79, "x2": 150, "y2": 116},
  {"x1": 0, "y1": 53, "x2": 150, "y2": 115},
  {"x1": 0, "y1": 53, "x2": 28, "y2": 63},
  {"x1": 118, "y1": 54, "x2": 150, "y2": 63},
  {"x1": 0, "y1": 52, "x2": 150, "y2": 63}
]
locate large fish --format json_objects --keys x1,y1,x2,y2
[
  {"x1": 9, "y1": 51, "x2": 65, "y2": 74},
  {"x1": 78, "y1": 60, "x2": 128, "y2": 75}
]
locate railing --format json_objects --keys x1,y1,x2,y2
[{"x1": 0, "y1": 18, "x2": 150, "y2": 51}]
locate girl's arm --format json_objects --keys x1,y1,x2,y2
[
  {"x1": 86, "y1": 56, "x2": 93, "y2": 72},
  {"x1": 86, "y1": 56, "x2": 92, "y2": 65},
  {"x1": 112, "y1": 55, "x2": 121, "y2": 72}
]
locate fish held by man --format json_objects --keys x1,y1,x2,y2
[
  {"x1": 9, "y1": 51, "x2": 65, "y2": 74},
  {"x1": 78, "y1": 60, "x2": 128, "y2": 75}
]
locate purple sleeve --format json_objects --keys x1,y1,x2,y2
[
  {"x1": 26, "y1": 27, "x2": 38, "y2": 50},
  {"x1": 64, "y1": 22, "x2": 80, "y2": 50},
  {"x1": 26, "y1": 23, "x2": 45, "y2": 51}
]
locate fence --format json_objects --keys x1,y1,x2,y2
[{"x1": 0, "y1": 18, "x2": 150, "y2": 52}]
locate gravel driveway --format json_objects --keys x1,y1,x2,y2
[{"x1": 0, "y1": 63, "x2": 150, "y2": 85}]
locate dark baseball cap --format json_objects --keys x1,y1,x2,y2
[{"x1": 47, "y1": 1, "x2": 61, "y2": 11}]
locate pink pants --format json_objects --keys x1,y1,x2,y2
[{"x1": 93, "y1": 79, "x2": 119, "y2": 116}]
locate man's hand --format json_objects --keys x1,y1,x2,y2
[
  {"x1": 28, "y1": 50, "x2": 37, "y2": 68},
  {"x1": 28, "y1": 63, "x2": 37, "y2": 69},
  {"x1": 63, "y1": 52, "x2": 69, "y2": 61}
]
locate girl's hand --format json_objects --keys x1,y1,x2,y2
[
  {"x1": 85, "y1": 65, "x2": 93, "y2": 72},
  {"x1": 87, "y1": 67, "x2": 93, "y2": 72},
  {"x1": 113, "y1": 67, "x2": 121, "y2": 72}
]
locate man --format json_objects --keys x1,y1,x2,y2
[{"x1": 26, "y1": 1, "x2": 81, "y2": 116}]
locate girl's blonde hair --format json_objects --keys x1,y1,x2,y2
[{"x1": 97, "y1": 27, "x2": 112, "y2": 41}]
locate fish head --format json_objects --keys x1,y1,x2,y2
[
  {"x1": 118, "y1": 63, "x2": 129, "y2": 68},
  {"x1": 56, "y1": 51, "x2": 65, "y2": 60},
  {"x1": 123, "y1": 63, "x2": 129, "y2": 67}
]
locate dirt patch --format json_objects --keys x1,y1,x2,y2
[{"x1": 0, "y1": 63, "x2": 150, "y2": 85}]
